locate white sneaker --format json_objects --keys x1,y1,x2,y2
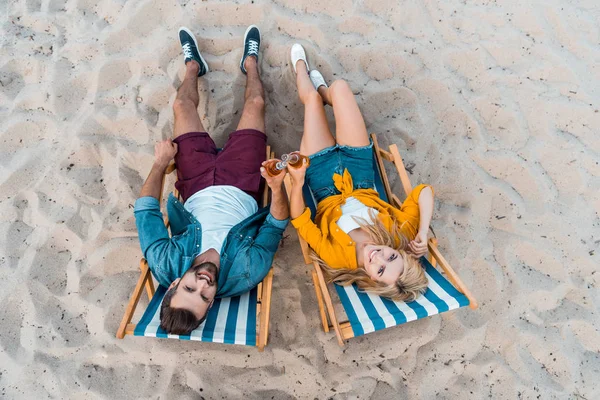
[
  {"x1": 309, "y1": 70, "x2": 327, "y2": 90},
  {"x1": 291, "y1": 43, "x2": 309, "y2": 73}
]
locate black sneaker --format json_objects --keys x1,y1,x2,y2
[
  {"x1": 178, "y1": 27, "x2": 209, "y2": 77},
  {"x1": 239, "y1": 25, "x2": 260, "y2": 74}
]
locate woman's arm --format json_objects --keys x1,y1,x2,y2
[
  {"x1": 290, "y1": 184, "x2": 306, "y2": 219},
  {"x1": 287, "y1": 157, "x2": 309, "y2": 219},
  {"x1": 408, "y1": 186, "x2": 434, "y2": 257}
]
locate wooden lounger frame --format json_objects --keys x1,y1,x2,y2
[
  {"x1": 284, "y1": 134, "x2": 478, "y2": 346},
  {"x1": 116, "y1": 147, "x2": 276, "y2": 351}
]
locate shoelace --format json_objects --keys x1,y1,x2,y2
[
  {"x1": 247, "y1": 40, "x2": 259, "y2": 56},
  {"x1": 182, "y1": 42, "x2": 194, "y2": 60}
]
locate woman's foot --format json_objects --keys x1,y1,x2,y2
[
  {"x1": 309, "y1": 70, "x2": 327, "y2": 91},
  {"x1": 291, "y1": 43, "x2": 309, "y2": 74}
]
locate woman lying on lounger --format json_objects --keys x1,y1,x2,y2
[{"x1": 287, "y1": 44, "x2": 434, "y2": 302}]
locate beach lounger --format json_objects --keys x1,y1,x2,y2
[
  {"x1": 116, "y1": 147, "x2": 275, "y2": 351},
  {"x1": 284, "y1": 134, "x2": 478, "y2": 345}
]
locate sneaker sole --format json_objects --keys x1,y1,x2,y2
[
  {"x1": 240, "y1": 24, "x2": 260, "y2": 73},
  {"x1": 179, "y1": 26, "x2": 209, "y2": 74}
]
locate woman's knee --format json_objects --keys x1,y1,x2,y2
[
  {"x1": 329, "y1": 79, "x2": 352, "y2": 98},
  {"x1": 303, "y1": 90, "x2": 323, "y2": 105}
]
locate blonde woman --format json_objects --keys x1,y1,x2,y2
[{"x1": 287, "y1": 44, "x2": 434, "y2": 302}]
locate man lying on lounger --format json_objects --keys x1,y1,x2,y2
[{"x1": 134, "y1": 25, "x2": 289, "y2": 335}]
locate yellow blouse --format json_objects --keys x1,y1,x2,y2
[{"x1": 291, "y1": 169, "x2": 432, "y2": 270}]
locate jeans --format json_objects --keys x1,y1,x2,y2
[{"x1": 306, "y1": 140, "x2": 375, "y2": 203}]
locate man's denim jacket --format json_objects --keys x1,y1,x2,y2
[{"x1": 134, "y1": 193, "x2": 288, "y2": 298}]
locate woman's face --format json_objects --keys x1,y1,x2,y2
[{"x1": 361, "y1": 244, "x2": 405, "y2": 285}]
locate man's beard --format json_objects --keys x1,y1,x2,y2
[{"x1": 188, "y1": 262, "x2": 218, "y2": 288}]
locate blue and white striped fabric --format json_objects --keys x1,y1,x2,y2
[
  {"x1": 303, "y1": 145, "x2": 469, "y2": 337},
  {"x1": 134, "y1": 285, "x2": 258, "y2": 346},
  {"x1": 334, "y1": 257, "x2": 469, "y2": 336}
]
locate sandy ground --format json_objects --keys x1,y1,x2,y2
[{"x1": 1, "y1": 0, "x2": 599, "y2": 398}]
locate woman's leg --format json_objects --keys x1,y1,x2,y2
[
  {"x1": 319, "y1": 79, "x2": 370, "y2": 147},
  {"x1": 296, "y1": 61, "x2": 335, "y2": 156}
]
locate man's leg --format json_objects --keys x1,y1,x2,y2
[
  {"x1": 173, "y1": 61, "x2": 206, "y2": 138},
  {"x1": 235, "y1": 56, "x2": 265, "y2": 132}
]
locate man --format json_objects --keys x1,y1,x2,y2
[{"x1": 134, "y1": 25, "x2": 289, "y2": 335}]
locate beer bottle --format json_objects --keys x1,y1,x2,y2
[
  {"x1": 285, "y1": 151, "x2": 310, "y2": 168},
  {"x1": 264, "y1": 159, "x2": 287, "y2": 176}
]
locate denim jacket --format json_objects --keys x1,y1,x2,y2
[{"x1": 134, "y1": 193, "x2": 288, "y2": 298}]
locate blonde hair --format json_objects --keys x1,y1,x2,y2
[{"x1": 314, "y1": 211, "x2": 428, "y2": 302}]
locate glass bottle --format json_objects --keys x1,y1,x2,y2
[
  {"x1": 285, "y1": 151, "x2": 310, "y2": 168},
  {"x1": 264, "y1": 159, "x2": 287, "y2": 176}
]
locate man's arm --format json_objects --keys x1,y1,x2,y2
[
  {"x1": 268, "y1": 184, "x2": 289, "y2": 221},
  {"x1": 139, "y1": 140, "x2": 178, "y2": 199},
  {"x1": 135, "y1": 140, "x2": 179, "y2": 278}
]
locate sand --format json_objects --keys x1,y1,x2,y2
[{"x1": 1, "y1": 0, "x2": 599, "y2": 398}]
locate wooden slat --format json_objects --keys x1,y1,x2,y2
[
  {"x1": 371, "y1": 134, "x2": 393, "y2": 203},
  {"x1": 312, "y1": 270, "x2": 329, "y2": 332},
  {"x1": 116, "y1": 260, "x2": 151, "y2": 338},
  {"x1": 389, "y1": 144, "x2": 413, "y2": 197},
  {"x1": 428, "y1": 243, "x2": 478, "y2": 309},
  {"x1": 391, "y1": 194, "x2": 403, "y2": 209},
  {"x1": 339, "y1": 321, "x2": 355, "y2": 340},
  {"x1": 257, "y1": 268, "x2": 274, "y2": 351},
  {"x1": 144, "y1": 269, "x2": 156, "y2": 300},
  {"x1": 125, "y1": 323, "x2": 136, "y2": 335},
  {"x1": 378, "y1": 149, "x2": 394, "y2": 162},
  {"x1": 165, "y1": 161, "x2": 176, "y2": 175},
  {"x1": 313, "y1": 261, "x2": 344, "y2": 346},
  {"x1": 429, "y1": 238, "x2": 438, "y2": 267},
  {"x1": 263, "y1": 146, "x2": 271, "y2": 207}
]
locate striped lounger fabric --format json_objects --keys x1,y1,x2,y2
[
  {"x1": 303, "y1": 148, "x2": 470, "y2": 338},
  {"x1": 134, "y1": 285, "x2": 258, "y2": 346}
]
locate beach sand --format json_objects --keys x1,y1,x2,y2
[{"x1": 1, "y1": 0, "x2": 599, "y2": 398}]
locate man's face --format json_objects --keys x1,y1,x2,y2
[{"x1": 168, "y1": 262, "x2": 218, "y2": 320}]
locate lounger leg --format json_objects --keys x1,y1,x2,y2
[
  {"x1": 142, "y1": 263, "x2": 156, "y2": 300},
  {"x1": 312, "y1": 270, "x2": 329, "y2": 332},
  {"x1": 429, "y1": 238, "x2": 438, "y2": 268},
  {"x1": 313, "y1": 263, "x2": 345, "y2": 346},
  {"x1": 257, "y1": 268, "x2": 274, "y2": 351},
  {"x1": 116, "y1": 260, "x2": 151, "y2": 339}
]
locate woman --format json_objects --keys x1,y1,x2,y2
[{"x1": 287, "y1": 44, "x2": 435, "y2": 302}]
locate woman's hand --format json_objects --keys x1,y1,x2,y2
[
  {"x1": 260, "y1": 159, "x2": 286, "y2": 192},
  {"x1": 154, "y1": 139, "x2": 178, "y2": 168},
  {"x1": 408, "y1": 230, "x2": 428, "y2": 257},
  {"x1": 287, "y1": 157, "x2": 309, "y2": 186}
]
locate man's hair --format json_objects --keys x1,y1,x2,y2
[{"x1": 159, "y1": 284, "x2": 207, "y2": 335}]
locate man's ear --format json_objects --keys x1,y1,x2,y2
[{"x1": 168, "y1": 278, "x2": 180, "y2": 291}]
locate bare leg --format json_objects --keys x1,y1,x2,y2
[
  {"x1": 236, "y1": 57, "x2": 265, "y2": 132},
  {"x1": 173, "y1": 61, "x2": 206, "y2": 138},
  {"x1": 319, "y1": 79, "x2": 369, "y2": 147},
  {"x1": 296, "y1": 61, "x2": 335, "y2": 155}
]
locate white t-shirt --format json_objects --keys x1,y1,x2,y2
[
  {"x1": 336, "y1": 197, "x2": 379, "y2": 234},
  {"x1": 184, "y1": 185, "x2": 259, "y2": 254}
]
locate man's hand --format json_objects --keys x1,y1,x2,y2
[
  {"x1": 260, "y1": 159, "x2": 286, "y2": 192},
  {"x1": 408, "y1": 230, "x2": 428, "y2": 258},
  {"x1": 287, "y1": 157, "x2": 308, "y2": 186},
  {"x1": 154, "y1": 139, "x2": 178, "y2": 168}
]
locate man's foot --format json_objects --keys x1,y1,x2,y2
[
  {"x1": 178, "y1": 27, "x2": 209, "y2": 77},
  {"x1": 291, "y1": 43, "x2": 309, "y2": 74},
  {"x1": 309, "y1": 70, "x2": 327, "y2": 90},
  {"x1": 240, "y1": 25, "x2": 260, "y2": 74}
]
